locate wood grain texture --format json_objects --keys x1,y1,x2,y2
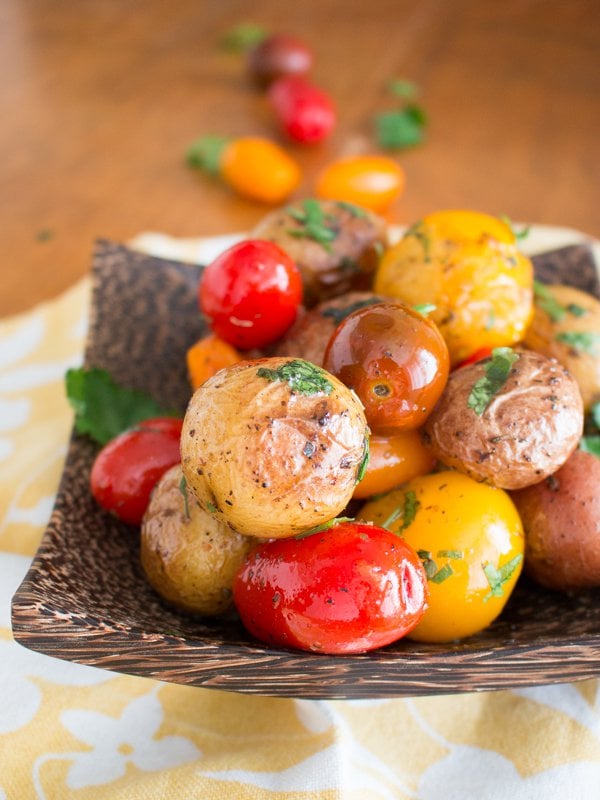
[
  {"x1": 2, "y1": 0, "x2": 599, "y2": 316},
  {"x1": 11, "y1": 241, "x2": 600, "y2": 699}
]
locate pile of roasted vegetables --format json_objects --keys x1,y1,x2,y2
[{"x1": 70, "y1": 204, "x2": 600, "y2": 655}]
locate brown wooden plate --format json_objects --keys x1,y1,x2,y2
[{"x1": 11, "y1": 235, "x2": 600, "y2": 700}]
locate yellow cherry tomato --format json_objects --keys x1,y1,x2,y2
[
  {"x1": 359, "y1": 471, "x2": 525, "y2": 642},
  {"x1": 315, "y1": 154, "x2": 405, "y2": 213},
  {"x1": 187, "y1": 135, "x2": 301, "y2": 204},
  {"x1": 352, "y1": 430, "x2": 436, "y2": 500},
  {"x1": 374, "y1": 210, "x2": 534, "y2": 365}
]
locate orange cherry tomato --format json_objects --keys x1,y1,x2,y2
[
  {"x1": 352, "y1": 430, "x2": 436, "y2": 499},
  {"x1": 186, "y1": 334, "x2": 242, "y2": 390},
  {"x1": 187, "y1": 135, "x2": 301, "y2": 204},
  {"x1": 323, "y1": 302, "x2": 450, "y2": 435},
  {"x1": 315, "y1": 154, "x2": 405, "y2": 213}
]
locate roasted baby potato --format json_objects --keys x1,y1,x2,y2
[
  {"x1": 141, "y1": 465, "x2": 254, "y2": 615},
  {"x1": 511, "y1": 449, "x2": 600, "y2": 590},
  {"x1": 524, "y1": 282, "x2": 600, "y2": 411},
  {"x1": 272, "y1": 291, "x2": 390, "y2": 367},
  {"x1": 374, "y1": 210, "x2": 534, "y2": 365},
  {"x1": 181, "y1": 357, "x2": 369, "y2": 539},
  {"x1": 251, "y1": 199, "x2": 387, "y2": 306},
  {"x1": 422, "y1": 349, "x2": 584, "y2": 489}
]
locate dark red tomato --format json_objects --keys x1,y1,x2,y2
[
  {"x1": 268, "y1": 76, "x2": 336, "y2": 144},
  {"x1": 233, "y1": 521, "x2": 428, "y2": 655},
  {"x1": 455, "y1": 347, "x2": 493, "y2": 369},
  {"x1": 199, "y1": 239, "x2": 303, "y2": 350},
  {"x1": 90, "y1": 417, "x2": 183, "y2": 526},
  {"x1": 323, "y1": 302, "x2": 450, "y2": 436},
  {"x1": 247, "y1": 34, "x2": 313, "y2": 86}
]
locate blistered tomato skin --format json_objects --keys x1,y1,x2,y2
[
  {"x1": 323, "y1": 302, "x2": 450, "y2": 435},
  {"x1": 268, "y1": 76, "x2": 336, "y2": 144},
  {"x1": 199, "y1": 239, "x2": 303, "y2": 350},
  {"x1": 90, "y1": 417, "x2": 183, "y2": 526},
  {"x1": 233, "y1": 521, "x2": 428, "y2": 654}
]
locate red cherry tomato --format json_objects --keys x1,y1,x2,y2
[
  {"x1": 268, "y1": 76, "x2": 336, "y2": 144},
  {"x1": 455, "y1": 346, "x2": 493, "y2": 369},
  {"x1": 199, "y1": 239, "x2": 303, "y2": 350},
  {"x1": 323, "y1": 302, "x2": 450, "y2": 436},
  {"x1": 233, "y1": 520, "x2": 428, "y2": 654},
  {"x1": 247, "y1": 34, "x2": 313, "y2": 86},
  {"x1": 90, "y1": 417, "x2": 183, "y2": 526}
]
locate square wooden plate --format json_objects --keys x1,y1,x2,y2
[{"x1": 11, "y1": 236, "x2": 600, "y2": 700}]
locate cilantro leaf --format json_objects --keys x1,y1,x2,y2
[
  {"x1": 286, "y1": 199, "x2": 339, "y2": 251},
  {"x1": 388, "y1": 78, "x2": 419, "y2": 99},
  {"x1": 295, "y1": 516, "x2": 355, "y2": 539},
  {"x1": 375, "y1": 105, "x2": 427, "y2": 149},
  {"x1": 381, "y1": 490, "x2": 420, "y2": 532},
  {"x1": 356, "y1": 436, "x2": 370, "y2": 484},
  {"x1": 592, "y1": 402, "x2": 600, "y2": 429},
  {"x1": 219, "y1": 23, "x2": 268, "y2": 52},
  {"x1": 580, "y1": 436, "x2": 600, "y2": 457},
  {"x1": 256, "y1": 359, "x2": 334, "y2": 395},
  {"x1": 482, "y1": 554, "x2": 523, "y2": 602},
  {"x1": 500, "y1": 215, "x2": 531, "y2": 241},
  {"x1": 556, "y1": 331, "x2": 600, "y2": 355},
  {"x1": 533, "y1": 280, "x2": 566, "y2": 322},
  {"x1": 467, "y1": 347, "x2": 519, "y2": 416},
  {"x1": 65, "y1": 367, "x2": 177, "y2": 445},
  {"x1": 413, "y1": 303, "x2": 436, "y2": 316}
]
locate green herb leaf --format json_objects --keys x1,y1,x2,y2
[
  {"x1": 580, "y1": 436, "x2": 600, "y2": 457},
  {"x1": 256, "y1": 359, "x2": 334, "y2": 395},
  {"x1": 336, "y1": 201, "x2": 368, "y2": 218},
  {"x1": 206, "y1": 501, "x2": 217, "y2": 513},
  {"x1": 566, "y1": 303, "x2": 588, "y2": 318},
  {"x1": 467, "y1": 347, "x2": 519, "y2": 416},
  {"x1": 65, "y1": 367, "x2": 177, "y2": 445},
  {"x1": 286, "y1": 199, "x2": 339, "y2": 251},
  {"x1": 219, "y1": 23, "x2": 268, "y2": 52},
  {"x1": 430, "y1": 563, "x2": 454, "y2": 584},
  {"x1": 556, "y1": 331, "x2": 600, "y2": 355},
  {"x1": 382, "y1": 490, "x2": 420, "y2": 532},
  {"x1": 592, "y1": 402, "x2": 600, "y2": 429},
  {"x1": 500, "y1": 215, "x2": 531, "y2": 241},
  {"x1": 375, "y1": 105, "x2": 427, "y2": 149},
  {"x1": 533, "y1": 280, "x2": 566, "y2": 322},
  {"x1": 413, "y1": 303, "x2": 436, "y2": 316},
  {"x1": 437, "y1": 549, "x2": 464, "y2": 560},
  {"x1": 186, "y1": 135, "x2": 229, "y2": 174},
  {"x1": 388, "y1": 78, "x2": 419, "y2": 99},
  {"x1": 482, "y1": 554, "x2": 523, "y2": 601},
  {"x1": 322, "y1": 297, "x2": 384, "y2": 324},
  {"x1": 356, "y1": 436, "x2": 370, "y2": 484},
  {"x1": 179, "y1": 475, "x2": 191, "y2": 520},
  {"x1": 295, "y1": 516, "x2": 354, "y2": 539}
]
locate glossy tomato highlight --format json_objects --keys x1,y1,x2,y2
[
  {"x1": 323, "y1": 302, "x2": 450, "y2": 435},
  {"x1": 199, "y1": 239, "x2": 303, "y2": 350},
  {"x1": 233, "y1": 521, "x2": 428, "y2": 654},
  {"x1": 90, "y1": 417, "x2": 183, "y2": 526}
]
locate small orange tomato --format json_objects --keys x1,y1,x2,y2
[
  {"x1": 353, "y1": 430, "x2": 436, "y2": 499},
  {"x1": 187, "y1": 135, "x2": 301, "y2": 204},
  {"x1": 315, "y1": 154, "x2": 405, "y2": 213},
  {"x1": 186, "y1": 334, "x2": 242, "y2": 390}
]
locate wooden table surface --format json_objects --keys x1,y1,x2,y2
[{"x1": 2, "y1": 0, "x2": 599, "y2": 317}]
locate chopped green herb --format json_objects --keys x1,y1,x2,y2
[
  {"x1": 500, "y1": 215, "x2": 531, "y2": 241},
  {"x1": 375, "y1": 105, "x2": 427, "y2": 149},
  {"x1": 437, "y1": 549, "x2": 464, "y2": 560},
  {"x1": 186, "y1": 135, "x2": 229, "y2": 174},
  {"x1": 219, "y1": 23, "x2": 268, "y2": 52},
  {"x1": 421, "y1": 557, "x2": 438, "y2": 579},
  {"x1": 592, "y1": 402, "x2": 600, "y2": 429},
  {"x1": 206, "y1": 501, "x2": 217, "y2": 514},
  {"x1": 65, "y1": 367, "x2": 177, "y2": 446},
  {"x1": 382, "y1": 490, "x2": 420, "y2": 532},
  {"x1": 430, "y1": 563, "x2": 454, "y2": 584},
  {"x1": 388, "y1": 78, "x2": 419, "y2": 99},
  {"x1": 322, "y1": 297, "x2": 383, "y2": 324},
  {"x1": 417, "y1": 549, "x2": 432, "y2": 560},
  {"x1": 467, "y1": 347, "x2": 519, "y2": 416},
  {"x1": 287, "y1": 199, "x2": 339, "y2": 251},
  {"x1": 256, "y1": 359, "x2": 334, "y2": 395},
  {"x1": 485, "y1": 309, "x2": 496, "y2": 331},
  {"x1": 295, "y1": 516, "x2": 354, "y2": 539},
  {"x1": 337, "y1": 201, "x2": 368, "y2": 218},
  {"x1": 533, "y1": 280, "x2": 566, "y2": 322},
  {"x1": 356, "y1": 436, "x2": 370, "y2": 484},
  {"x1": 179, "y1": 475, "x2": 190, "y2": 519},
  {"x1": 556, "y1": 331, "x2": 600, "y2": 355},
  {"x1": 580, "y1": 436, "x2": 600, "y2": 457},
  {"x1": 482, "y1": 554, "x2": 523, "y2": 601},
  {"x1": 566, "y1": 303, "x2": 588, "y2": 317},
  {"x1": 404, "y1": 221, "x2": 431, "y2": 262},
  {"x1": 413, "y1": 303, "x2": 436, "y2": 316}
]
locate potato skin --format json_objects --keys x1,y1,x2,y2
[
  {"x1": 251, "y1": 200, "x2": 388, "y2": 307},
  {"x1": 422, "y1": 349, "x2": 584, "y2": 489},
  {"x1": 141, "y1": 465, "x2": 254, "y2": 615},
  {"x1": 181, "y1": 357, "x2": 369, "y2": 538},
  {"x1": 271, "y1": 291, "x2": 390, "y2": 367},
  {"x1": 524, "y1": 284, "x2": 600, "y2": 411},
  {"x1": 511, "y1": 449, "x2": 600, "y2": 589}
]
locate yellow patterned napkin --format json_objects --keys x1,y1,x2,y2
[{"x1": 2, "y1": 229, "x2": 600, "y2": 799}]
